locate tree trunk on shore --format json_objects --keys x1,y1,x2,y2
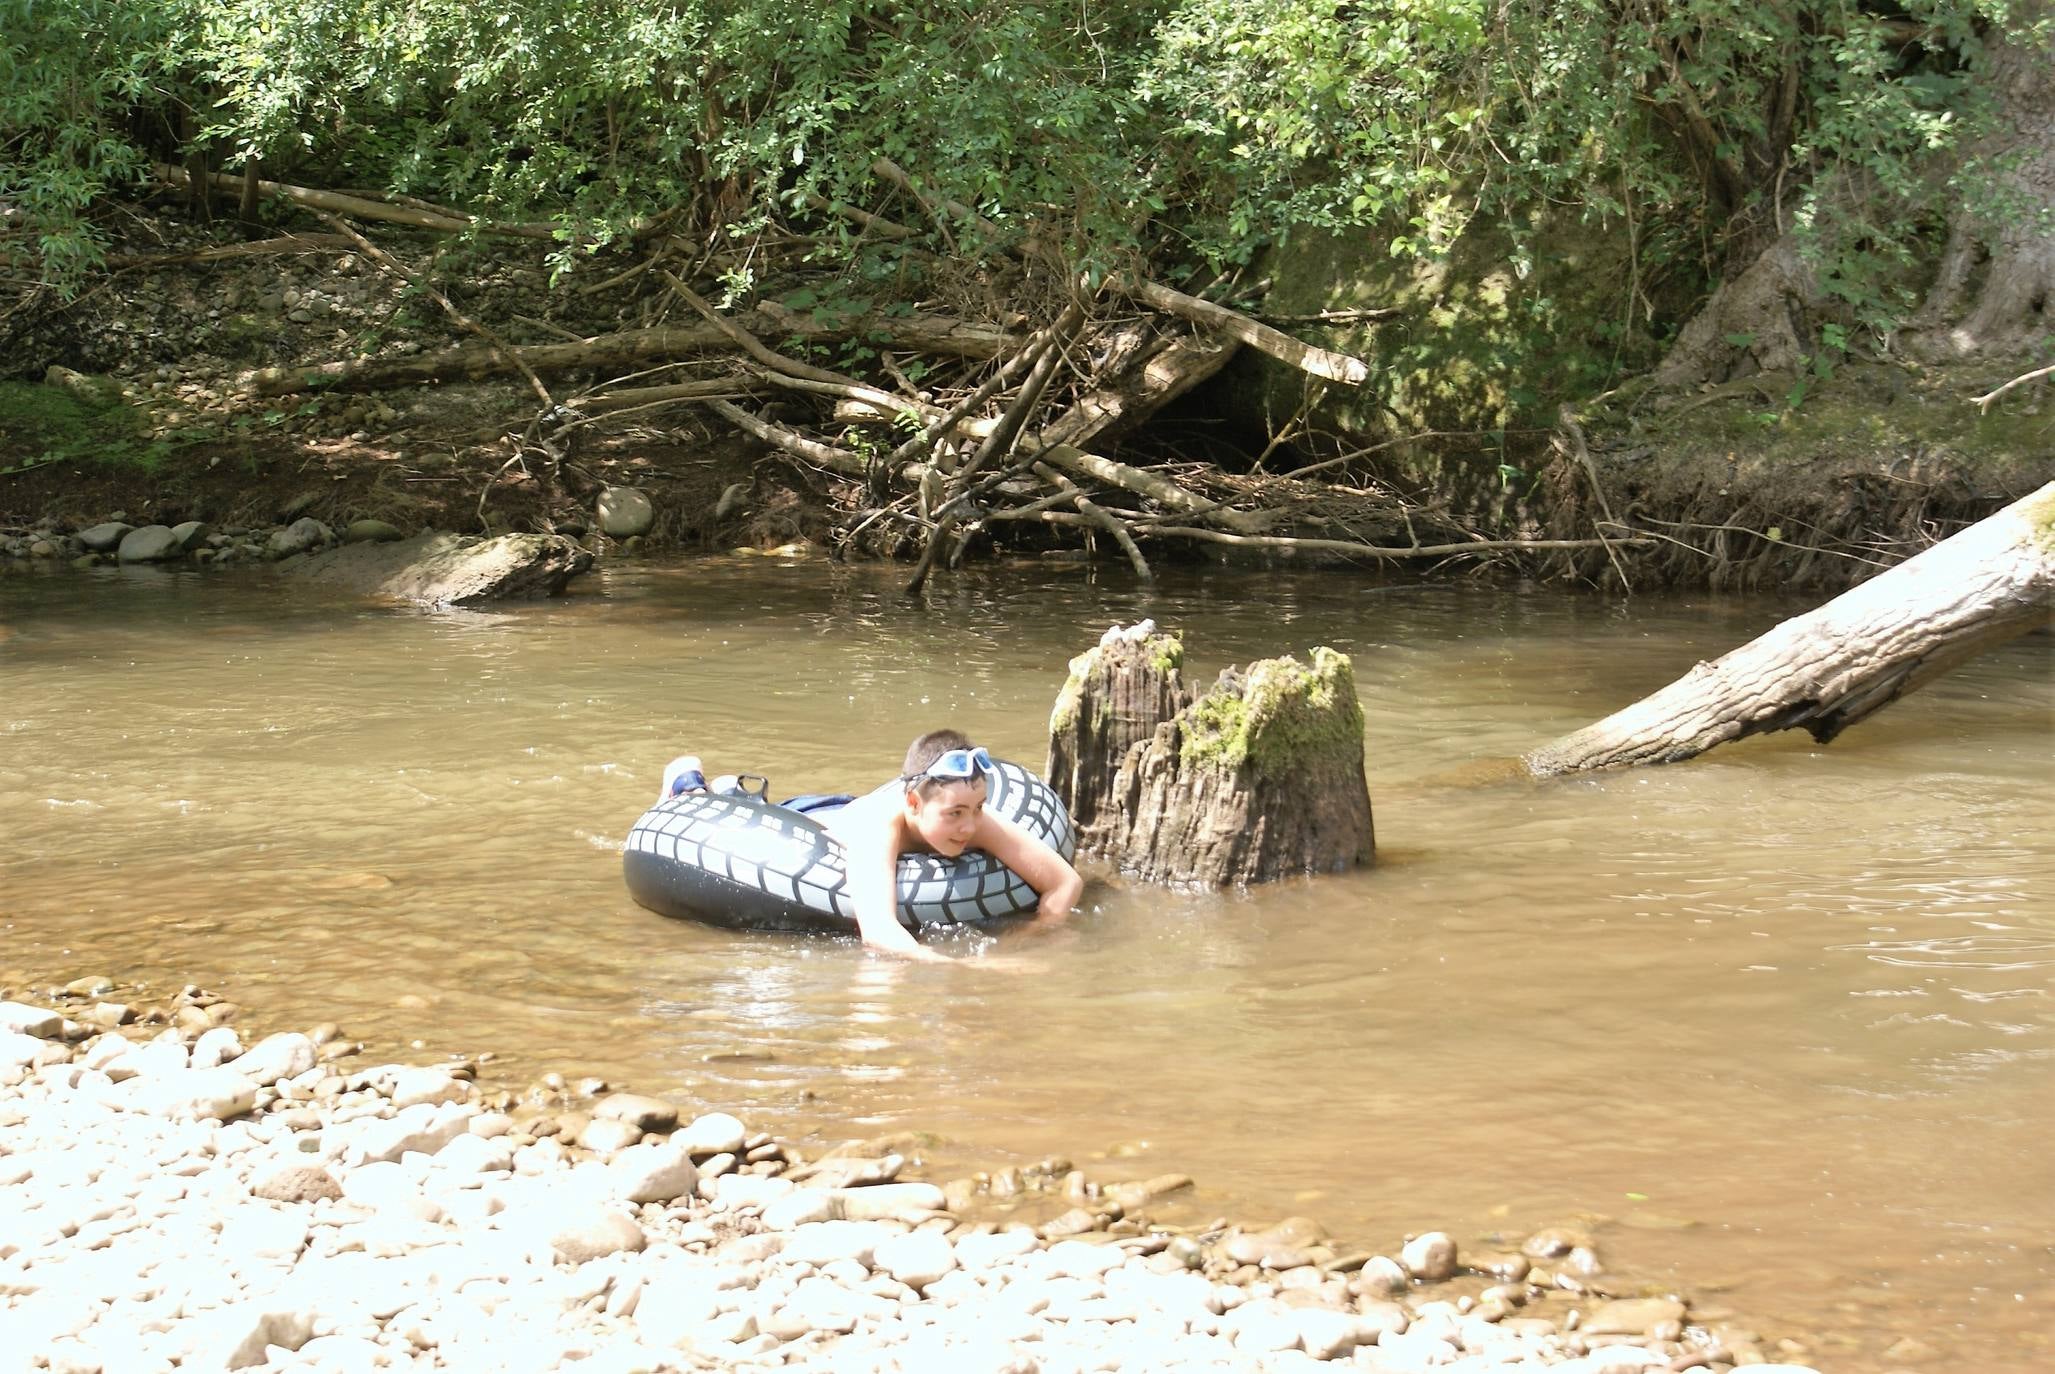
[
  {"x1": 1657, "y1": 11, "x2": 2055, "y2": 387},
  {"x1": 1048, "y1": 625, "x2": 1375, "y2": 886},
  {"x1": 1525, "y1": 481, "x2": 2055, "y2": 775}
]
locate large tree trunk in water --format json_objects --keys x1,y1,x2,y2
[
  {"x1": 1526, "y1": 482, "x2": 2055, "y2": 775},
  {"x1": 1048, "y1": 625, "x2": 1375, "y2": 886}
]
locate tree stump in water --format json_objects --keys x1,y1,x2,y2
[{"x1": 1046, "y1": 624, "x2": 1375, "y2": 887}]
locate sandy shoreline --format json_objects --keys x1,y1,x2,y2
[{"x1": 0, "y1": 978, "x2": 1823, "y2": 1373}]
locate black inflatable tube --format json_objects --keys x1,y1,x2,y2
[{"x1": 623, "y1": 759, "x2": 1076, "y2": 935}]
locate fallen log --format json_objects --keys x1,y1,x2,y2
[
  {"x1": 1525, "y1": 481, "x2": 2055, "y2": 775},
  {"x1": 1047, "y1": 624, "x2": 1374, "y2": 886},
  {"x1": 1136, "y1": 525, "x2": 1655, "y2": 561},
  {"x1": 156, "y1": 164, "x2": 561, "y2": 239},
  {"x1": 1037, "y1": 332, "x2": 1239, "y2": 452},
  {"x1": 1034, "y1": 447, "x2": 1269, "y2": 535},
  {"x1": 1114, "y1": 276, "x2": 1371, "y2": 385},
  {"x1": 565, "y1": 377, "x2": 751, "y2": 414},
  {"x1": 238, "y1": 311, "x2": 1017, "y2": 395}
]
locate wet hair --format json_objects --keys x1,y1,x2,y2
[{"x1": 902, "y1": 728, "x2": 980, "y2": 799}]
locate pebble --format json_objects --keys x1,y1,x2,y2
[
  {"x1": 591, "y1": 1092, "x2": 680, "y2": 1134},
  {"x1": 1401, "y1": 1230, "x2": 1459, "y2": 1281}
]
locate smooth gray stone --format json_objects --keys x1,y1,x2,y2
[
  {"x1": 117, "y1": 525, "x2": 183, "y2": 563},
  {"x1": 268, "y1": 517, "x2": 332, "y2": 558},
  {"x1": 596, "y1": 486, "x2": 655, "y2": 538},
  {"x1": 78, "y1": 522, "x2": 134, "y2": 552}
]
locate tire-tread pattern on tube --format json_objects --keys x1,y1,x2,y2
[{"x1": 622, "y1": 759, "x2": 1077, "y2": 935}]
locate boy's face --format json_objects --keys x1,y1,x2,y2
[{"x1": 902, "y1": 779, "x2": 986, "y2": 856}]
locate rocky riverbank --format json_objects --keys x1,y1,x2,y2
[{"x1": 1, "y1": 980, "x2": 1824, "y2": 1373}]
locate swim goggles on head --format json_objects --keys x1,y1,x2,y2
[{"x1": 908, "y1": 745, "x2": 992, "y2": 783}]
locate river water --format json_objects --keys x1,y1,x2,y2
[{"x1": 3, "y1": 558, "x2": 2050, "y2": 1371}]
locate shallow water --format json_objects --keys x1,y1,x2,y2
[{"x1": 3, "y1": 559, "x2": 2051, "y2": 1371}]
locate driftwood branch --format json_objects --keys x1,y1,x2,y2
[
  {"x1": 1038, "y1": 332, "x2": 1240, "y2": 452},
  {"x1": 1034, "y1": 445, "x2": 1269, "y2": 535},
  {"x1": 663, "y1": 272, "x2": 865, "y2": 389},
  {"x1": 238, "y1": 311, "x2": 1017, "y2": 395},
  {"x1": 564, "y1": 377, "x2": 752, "y2": 414},
  {"x1": 1972, "y1": 361, "x2": 2055, "y2": 410},
  {"x1": 707, "y1": 399, "x2": 870, "y2": 479},
  {"x1": 308, "y1": 210, "x2": 553, "y2": 411},
  {"x1": 1033, "y1": 462, "x2": 1152, "y2": 579},
  {"x1": 905, "y1": 326, "x2": 1075, "y2": 594},
  {"x1": 1137, "y1": 526, "x2": 1660, "y2": 560},
  {"x1": 1115, "y1": 276, "x2": 1371, "y2": 385},
  {"x1": 155, "y1": 164, "x2": 560, "y2": 239}
]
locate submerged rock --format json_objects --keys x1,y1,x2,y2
[
  {"x1": 285, "y1": 530, "x2": 593, "y2": 607},
  {"x1": 344, "y1": 518, "x2": 404, "y2": 544}
]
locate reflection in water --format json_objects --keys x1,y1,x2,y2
[{"x1": 2, "y1": 561, "x2": 2051, "y2": 1372}]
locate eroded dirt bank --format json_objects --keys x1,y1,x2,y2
[{"x1": 3, "y1": 208, "x2": 2051, "y2": 588}]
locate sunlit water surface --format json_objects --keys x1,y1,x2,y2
[{"x1": 3, "y1": 559, "x2": 2050, "y2": 1372}]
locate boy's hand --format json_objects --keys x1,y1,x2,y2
[{"x1": 858, "y1": 913, "x2": 954, "y2": 963}]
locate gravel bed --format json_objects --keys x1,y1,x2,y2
[{"x1": 0, "y1": 985, "x2": 1824, "y2": 1373}]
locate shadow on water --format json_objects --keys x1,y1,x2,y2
[{"x1": 3, "y1": 557, "x2": 2051, "y2": 1372}]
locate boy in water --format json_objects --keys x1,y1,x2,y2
[
  {"x1": 660, "y1": 730, "x2": 1082, "y2": 961},
  {"x1": 826, "y1": 729, "x2": 1083, "y2": 962}
]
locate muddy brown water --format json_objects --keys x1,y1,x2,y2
[{"x1": 3, "y1": 559, "x2": 2050, "y2": 1370}]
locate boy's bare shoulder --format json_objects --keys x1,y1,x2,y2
[{"x1": 823, "y1": 785, "x2": 900, "y2": 847}]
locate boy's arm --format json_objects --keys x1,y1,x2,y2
[
  {"x1": 842, "y1": 817, "x2": 952, "y2": 962},
  {"x1": 973, "y1": 812, "x2": 1085, "y2": 920}
]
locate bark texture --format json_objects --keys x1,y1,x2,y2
[
  {"x1": 1048, "y1": 625, "x2": 1376, "y2": 887},
  {"x1": 1525, "y1": 480, "x2": 2055, "y2": 775},
  {"x1": 1046, "y1": 625, "x2": 1198, "y2": 857},
  {"x1": 1907, "y1": 9, "x2": 2055, "y2": 356},
  {"x1": 1659, "y1": 10, "x2": 2054, "y2": 386}
]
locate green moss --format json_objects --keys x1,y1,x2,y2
[
  {"x1": 212, "y1": 313, "x2": 280, "y2": 362},
  {"x1": 0, "y1": 379, "x2": 177, "y2": 476},
  {"x1": 1600, "y1": 360, "x2": 2055, "y2": 504},
  {"x1": 1178, "y1": 646, "x2": 1364, "y2": 779},
  {"x1": 1219, "y1": 197, "x2": 1679, "y2": 498},
  {"x1": 1047, "y1": 649, "x2": 1094, "y2": 737},
  {"x1": 2023, "y1": 483, "x2": 2055, "y2": 553},
  {"x1": 1147, "y1": 632, "x2": 1184, "y2": 675}
]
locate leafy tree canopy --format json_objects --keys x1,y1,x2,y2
[{"x1": 0, "y1": 0, "x2": 2031, "y2": 339}]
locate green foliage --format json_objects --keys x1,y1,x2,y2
[
  {"x1": 0, "y1": 0, "x2": 2028, "y2": 351},
  {"x1": 0, "y1": 381, "x2": 175, "y2": 475},
  {"x1": 0, "y1": 0, "x2": 178, "y2": 282}
]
